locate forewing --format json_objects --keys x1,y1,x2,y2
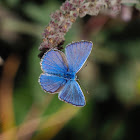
[
  {"x1": 41, "y1": 50, "x2": 68, "y2": 76},
  {"x1": 65, "y1": 41, "x2": 92, "y2": 73},
  {"x1": 39, "y1": 74, "x2": 66, "y2": 93},
  {"x1": 58, "y1": 80, "x2": 85, "y2": 106}
]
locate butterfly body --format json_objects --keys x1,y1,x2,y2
[
  {"x1": 39, "y1": 41, "x2": 93, "y2": 106},
  {"x1": 63, "y1": 72, "x2": 75, "y2": 80}
]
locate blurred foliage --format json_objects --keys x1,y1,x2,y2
[{"x1": 0, "y1": 0, "x2": 140, "y2": 140}]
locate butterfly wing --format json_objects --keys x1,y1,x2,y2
[
  {"x1": 40, "y1": 50, "x2": 68, "y2": 93},
  {"x1": 41, "y1": 50, "x2": 68, "y2": 76},
  {"x1": 58, "y1": 80, "x2": 86, "y2": 106},
  {"x1": 39, "y1": 74, "x2": 66, "y2": 93},
  {"x1": 65, "y1": 41, "x2": 92, "y2": 73}
]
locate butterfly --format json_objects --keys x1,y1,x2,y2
[{"x1": 39, "y1": 40, "x2": 93, "y2": 106}]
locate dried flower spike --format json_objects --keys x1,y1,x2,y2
[{"x1": 39, "y1": 0, "x2": 135, "y2": 57}]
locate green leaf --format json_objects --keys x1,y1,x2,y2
[
  {"x1": 6, "y1": 0, "x2": 19, "y2": 7},
  {"x1": 23, "y1": 1, "x2": 60, "y2": 24}
]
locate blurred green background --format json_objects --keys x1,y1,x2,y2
[{"x1": 0, "y1": 0, "x2": 140, "y2": 140}]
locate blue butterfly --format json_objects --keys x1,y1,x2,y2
[{"x1": 39, "y1": 41, "x2": 93, "y2": 106}]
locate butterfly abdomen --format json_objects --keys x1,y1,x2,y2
[{"x1": 46, "y1": 72, "x2": 75, "y2": 80}]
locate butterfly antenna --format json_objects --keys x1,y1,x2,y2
[{"x1": 76, "y1": 79, "x2": 89, "y2": 94}]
